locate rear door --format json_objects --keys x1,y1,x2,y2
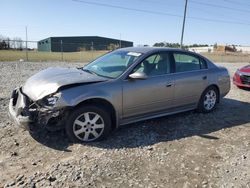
[
  {"x1": 170, "y1": 51, "x2": 208, "y2": 108},
  {"x1": 122, "y1": 52, "x2": 175, "y2": 118}
]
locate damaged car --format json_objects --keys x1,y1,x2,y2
[
  {"x1": 9, "y1": 47, "x2": 230, "y2": 142},
  {"x1": 233, "y1": 64, "x2": 250, "y2": 89}
]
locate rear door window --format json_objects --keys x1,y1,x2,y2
[{"x1": 173, "y1": 53, "x2": 207, "y2": 73}]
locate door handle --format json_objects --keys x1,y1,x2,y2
[
  {"x1": 166, "y1": 82, "x2": 174, "y2": 87},
  {"x1": 202, "y1": 76, "x2": 207, "y2": 80}
]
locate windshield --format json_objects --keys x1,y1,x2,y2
[{"x1": 83, "y1": 50, "x2": 142, "y2": 78}]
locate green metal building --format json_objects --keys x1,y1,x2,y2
[{"x1": 37, "y1": 36, "x2": 133, "y2": 52}]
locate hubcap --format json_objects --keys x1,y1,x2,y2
[
  {"x1": 73, "y1": 112, "x2": 105, "y2": 141},
  {"x1": 204, "y1": 90, "x2": 217, "y2": 110}
]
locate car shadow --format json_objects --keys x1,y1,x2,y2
[
  {"x1": 29, "y1": 98, "x2": 250, "y2": 151},
  {"x1": 238, "y1": 87, "x2": 250, "y2": 91},
  {"x1": 29, "y1": 126, "x2": 72, "y2": 152}
]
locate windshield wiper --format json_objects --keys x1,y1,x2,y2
[
  {"x1": 82, "y1": 68, "x2": 113, "y2": 79},
  {"x1": 82, "y1": 69, "x2": 97, "y2": 75}
]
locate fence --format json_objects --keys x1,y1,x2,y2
[
  {"x1": 0, "y1": 49, "x2": 108, "y2": 62},
  {"x1": 0, "y1": 40, "x2": 117, "y2": 62},
  {"x1": 189, "y1": 46, "x2": 250, "y2": 62},
  {"x1": 1, "y1": 40, "x2": 250, "y2": 63}
]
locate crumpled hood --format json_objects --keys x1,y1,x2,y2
[{"x1": 22, "y1": 67, "x2": 108, "y2": 101}]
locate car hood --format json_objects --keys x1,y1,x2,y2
[
  {"x1": 239, "y1": 64, "x2": 250, "y2": 73},
  {"x1": 22, "y1": 67, "x2": 108, "y2": 101}
]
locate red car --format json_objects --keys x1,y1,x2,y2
[{"x1": 233, "y1": 64, "x2": 250, "y2": 88}]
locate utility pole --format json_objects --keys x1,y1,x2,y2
[
  {"x1": 60, "y1": 40, "x2": 63, "y2": 61},
  {"x1": 91, "y1": 42, "x2": 94, "y2": 60},
  {"x1": 91, "y1": 41, "x2": 94, "y2": 50},
  {"x1": 119, "y1": 33, "x2": 121, "y2": 48},
  {"x1": 25, "y1": 26, "x2": 28, "y2": 61},
  {"x1": 180, "y1": 0, "x2": 188, "y2": 49}
]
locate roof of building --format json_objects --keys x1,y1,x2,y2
[{"x1": 38, "y1": 36, "x2": 133, "y2": 43}]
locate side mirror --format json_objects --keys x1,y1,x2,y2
[{"x1": 128, "y1": 72, "x2": 147, "y2": 80}]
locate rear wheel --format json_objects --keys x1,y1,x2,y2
[
  {"x1": 197, "y1": 86, "x2": 219, "y2": 113},
  {"x1": 66, "y1": 105, "x2": 111, "y2": 142}
]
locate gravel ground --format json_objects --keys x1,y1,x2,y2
[{"x1": 0, "y1": 61, "x2": 250, "y2": 188}]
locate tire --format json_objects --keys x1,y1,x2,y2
[
  {"x1": 197, "y1": 86, "x2": 219, "y2": 113},
  {"x1": 65, "y1": 105, "x2": 112, "y2": 142}
]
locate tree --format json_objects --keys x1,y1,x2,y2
[
  {"x1": 153, "y1": 42, "x2": 165, "y2": 47},
  {"x1": 0, "y1": 35, "x2": 10, "y2": 50},
  {"x1": 213, "y1": 43, "x2": 218, "y2": 50},
  {"x1": 11, "y1": 37, "x2": 23, "y2": 50},
  {"x1": 153, "y1": 42, "x2": 209, "y2": 48},
  {"x1": 107, "y1": 43, "x2": 119, "y2": 51}
]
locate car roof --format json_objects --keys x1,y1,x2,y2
[
  {"x1": 118, "y1": 47, "x2": 189, "y2": 54},
  {"x1": 118, "y1": 47, "x2": 211, "y2": 62}
]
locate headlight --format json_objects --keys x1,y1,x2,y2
[
  {"x1": 40, "y1": 93, "x2": 61, "y2": 107},
  {"x1": 46, "y1": 96, "x2": 59, "y2": 106},
  {"x1": 236, "y1": 69, "x2": 242, "y2": 76}
]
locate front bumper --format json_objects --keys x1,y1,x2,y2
[
  {"x1": 9, "y1": 87, "x2": 67, "y2": 131},
  {"x1": 8, "y1": 88, "x2": 33, "y2": 130},
  {"x1": 233, "y1": 73, "x2": 250, "y2": 88}
]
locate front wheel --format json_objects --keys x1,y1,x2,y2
[
  {"x1": 197, "y1": 86, "x2": 219, "y2": 113},
  {"x1": 65, "y1": 105, "x2": 112, "y2": 142}
]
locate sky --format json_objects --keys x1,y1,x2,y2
[{"x1": 1, "y1": 0, "x2": 250, "y2": 47}]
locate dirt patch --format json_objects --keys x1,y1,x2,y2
[{"x1": 1, "y1": 61, "x2": 250, "y2": 187}]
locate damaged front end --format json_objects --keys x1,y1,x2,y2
[{"x1": 9, "y1": 87, "x2": 68, "y2": 131}]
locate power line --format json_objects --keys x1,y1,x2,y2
[
  {"x1": 135, "y1": 0, "x2": 183, "y2": 7},
  {"x1": 72, "y1": 0, "x2": 250, "y2": 26},
  {"x1": 223, "y1": 0, "x2": 250, "y2": 7},
  {"x1": 72, "y1": 0, "x2": 183, "y2": 18},
  {"x1": 134, "y1": 0, "x2": 250, "y2": 23},
  {"x1": 131, "y1": 0, "x2": 250, "y2": 14},
  {"x1": 190, "y1": 0, "x2": 250, "y2": 14},
  {"x1": 192, "y1": 7, "x2": 250, "y2": 23},
  {"x1": 188, "y1": 16, "x2": 250, "y2": 25}
]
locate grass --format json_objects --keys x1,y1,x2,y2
[
  {"x1": 0, "y1": 50, "x2": 108, "y2": 62},
  {"x1": 201, "y1": 52, "x2": 250, "y2": 63},
  {"x1": 0, "y1": 50, "x2": 250, "y2": 63}
]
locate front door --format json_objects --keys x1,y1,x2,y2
[{"x1": 122, "y1": 52, "x2": 175, "y2": 119}]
